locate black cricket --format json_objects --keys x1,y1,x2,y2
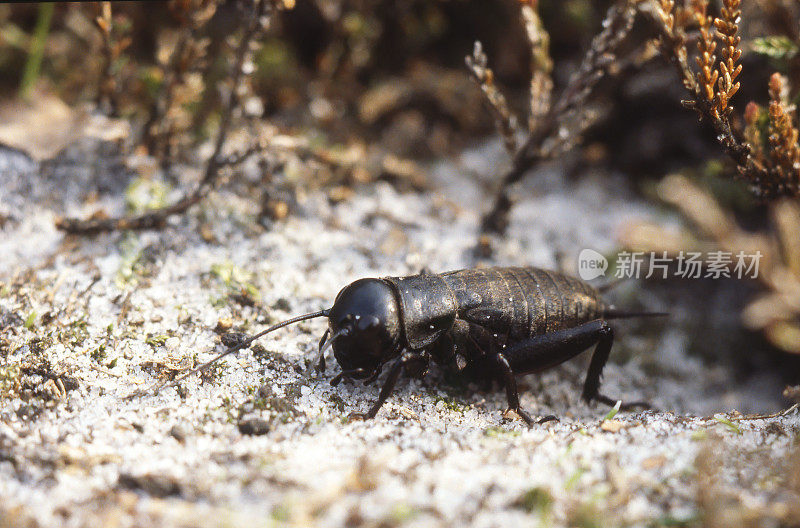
[{"x1": 159, "y1": 266, "x2": 663, "y2": 424}]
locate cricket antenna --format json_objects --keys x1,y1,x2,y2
[{"x1": 127, "y1": 309, "x2": 330, "y2": 399}]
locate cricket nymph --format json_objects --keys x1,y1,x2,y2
[
  {"x1": 317, "y1": 267, "x2": 662, "y2": 424},
  {"x1": 160, "y1": 266, "x2": 664, "y2": 425}
]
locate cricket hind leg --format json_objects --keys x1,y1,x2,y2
[
  {"x1": 488, "y1": 352, "x2": 557, "y2": 425},
  {"x1": 580, "y1": 323, "x2": 651, "y2": 411},
  {"x1": 501, "y1": 320, "x2": 651, "y2": 411}
]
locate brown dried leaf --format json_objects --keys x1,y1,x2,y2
[
  {"x1": 764, "y1": 321, "x2": 800, "y2": 354},
  {"x1": 641, "y1": 455, "x2": 667, "y2": 469},
  {"x1": 0, "y1": 90, "x2": 129, "y2": 161},
  {"x1": 617, "y1": 221, "x2": 698, "y2": 254},
  {"x1": 601, "y1": 419, "x2": 625, "y2": 433},
  {"x1": 772, "y1": 199, "x2": 800, "y2": 277},
  {"x1": 656, "y1": 174, "x2": 734, "y2": 241},
  {"x1": 742, "y1": 292, "x2": 796, "y2": 329}
]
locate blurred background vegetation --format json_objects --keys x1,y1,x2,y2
[{"x1": 2, "y1": 1, "x2": 797, "y2": 162}]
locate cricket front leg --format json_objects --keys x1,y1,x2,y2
[
  {"x1": 348, "y1": 352, "x2": 419, "y2": 421},
  {"x1": 316, "y1": 329, "x2": 330, "y2": 373}
]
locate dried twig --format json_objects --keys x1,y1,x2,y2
[
  {"x1": 477, "y1": 1, "x2": 636, "y2": 248},
  {"x1": 521, "y1": 0, "x2": 552, "y2": 132},
  {"x1": 142, "y1": 0, "x2": 219, "y2": 163},
  {"x1": 465, "y1": 41, "x2": 519, "y2": 154},
  {"x1": 56, "y1": 0, "x2": 270, "y2": 234},
  {"x1": 732, "y1": 403, "x2": 799, "y2": 421},
  {"x1": 93, "y1": 2, "x2": 130, "y2": 116}
]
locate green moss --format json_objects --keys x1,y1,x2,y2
[
  {"x1": 124, "y1": 176, "x2": 170, "y2": 214},
  {"x1": 115, "y1": 237, "x2": 143, "y2": 287},
  {"x1": 145, "y1": 334, "x2": 169, "y2": 349},
  {"x1": 433, "y1": 394, "x2": 468, "y2": 414},
  {"x1": 115, "y1": 236, "x2": 161, "y2": 288},
  {"x1": 282, "y1": 382, "x2": 302, "y2": 401},
  {"x1": 0, "y1": 362, "x2": 20, "y2": 395},
  {"x1": 90, "y1": 344, "x2": 107, "y2": 363},
  {"x1": 484, "y1": 426, "x2": 520, "y2": 439},
  {"x1": 242, "y1": 383, "x2": 304, "y2": 423},
  {"x1": 25, "y1": 335, "x2": 53, "y2": 355},
  {"x1": 210, "y1": 261, "x2": 261, "y2": 303},
  {"x1": 209, "y1": 295, "x2": 228, "y2": 308},
  {"x1": 220, "y1": 395, "x2": 237, "y2": 424},
  {"x1": 24, "y1": 310, "x2": 36, "y2": 329},
  {"x1": 253, "y1": 395, "x2": 299, "y2": 416},
  {"x1": 61, "y1": 317, "x2": 89, "y2": 347},
  {"x1": 516, "y1": 487, "x2": 553, "y2": 515},
  {"x1": 251, "y1": 344, "x2": 294, "y2": 371},
  {"x1": 200, "y1": 360, "x2": 226, "y2": 383}
]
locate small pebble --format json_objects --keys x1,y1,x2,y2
[
  {"x1": 118, "y1": 473, "x2": 181, "y2": 498},
  {"x1": 222, "y1": 332, "x2": 249, "y2": 348},
  {"x1": 169, "y1": 424, "x2": 188, "y2": 442},
  {"x1": 238, "y1": 417, "x2": 272, "y2": 436},
  {"x1": 216, "y1": 317, "x2": 233, "y2": 332}
]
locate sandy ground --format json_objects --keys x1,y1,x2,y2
[{"x1": 0, "y1": 138, "x2": 798, "y2": 527}]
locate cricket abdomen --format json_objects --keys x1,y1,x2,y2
[{"x1": 441, "y1": 267, "x2": 605, "y2": 340}]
